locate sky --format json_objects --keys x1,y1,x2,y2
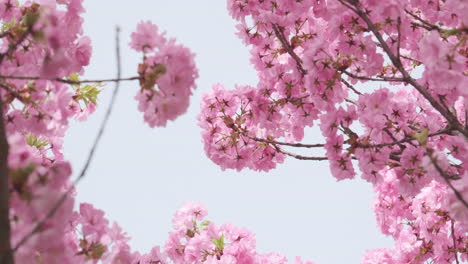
[{"x1": 63, "y1": 1, "x2": 393, "y2": 263}]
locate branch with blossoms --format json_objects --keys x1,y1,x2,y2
[
  {"x1": 405, "y1": 9, "x2": 468, "y2": 36},
  {"x1": 426, "y1": 150, "x2": 468, "y2": 210},
  {"x1": 0, "y1": 0, "x2": 199, "y2": 262},
  {"x1": 342, "y1": 0, "x2": 468, "y2": 138},
  {"x1": 12, "y1": 26, "x2": 124, "y2": 254},
  {"x1": 201, "y1": 0, "x2": 468, "y2": 262},
  {"x1": 271, "y1": 24, "x2": 307, "y2": 76},
  {"x1": 241, "y1": 133, "x2": 328, "y2": 161},
  {"x1": 3, "y1": 0, "x2": 467, "y2": 263}
]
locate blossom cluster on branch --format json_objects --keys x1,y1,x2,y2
[
  {"x1": 198, "y1": 0, "x2": 468, "y2": 263},
  {"x1": 132, "y1": 21, "x2": 198, "y2": 128},
  {"x1": 0, "y1": 0, "x2": 202, "y2": 263}
]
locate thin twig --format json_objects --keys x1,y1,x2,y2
[
  {"x1": 13, "y1": 26, "x2": 123, "y2": 252},
  {"x1": 337, "y1": 0, "x2": 358, "y2": 12},
  {"x1": 273, "y1": 145, "x2": 327, "y2": 161},
  {"x1": 465, "y1": 110, "x2": 468, "y2": 130},
  {"x1": 400, "y1": 54, "x2": 422, "y2": 65},
  {"x1": 345, "y1": 98, "x2": 357, "y2": 105},
  {"x1": 404, "y1": 9, "x2": 441, "y2": 32},
  {"x1": 360, "y1": 126, "x2": 452, "y2": 149},
  {"x1": 410, "y1": 22, "x2": 434, "y2": 31},
  {"x1": 340, "y1": 78, "x2": 362, "y2": 95},
  {"x1": 247, "y1": 134, "x2": 325, "y2": 148},
  {"x1": 450, "y1": 219, "x2": 460, "y2": 264},
  {"x1": 427, "y1": 151, "x2": 468, "y2": 210},
  {"x1": 0, "y1": 75, "x2": 139, "y2": 85},
  {"x1": 396, "y1": 17, "x2": 401, "y2": 61},
  {"x1": 342, "y1": 70, "x2": 404, "y2": 82},
  {"x1": 271, "y1": 24, "x2": 307, "y2": 76}
]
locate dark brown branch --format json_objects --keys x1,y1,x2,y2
[
  {"x1": 340, "y1": 78, "x2": 362, "y2": 95},
  {"x1": 400, "y1": 54, "x2": 422, "y2": 65},
  {"x1": 411, "y1": 22, "x2": 434, "y2": 31},
  {"x1": 247, "y1": 134, "x2": 325, "y2": 148},
  {"x1": 345, "y1": 98, "x2": 357, "y2": 105},
  {"x1": 275, "y1": 146, "x2": 328, "y2": 161},
  {"x1": 13, "y1": 26, "x2": 124, "y2": 253},
  {"x1": 337, "y1": 0, "x2": 358, "y2": 12},
  {"x1": 271, "y1": 24, "x2": 307, "y2": 76},
  {"x1": 450, "y1": 219, "x2": 460, "y2": 264},
  {"x1": 465, "y1": 110, "x2": 468, "y2": 130},
  {"x1": 0, "y1": 75, "x2": 139, "y2": 85},
  {"x1": 396, "y1": 17, "x2": 401, "y2": 61},
  {"x1": 343, "y1": 1, "x2": 468, "y2": 138},
  {"x1": 0, "y1": 96, "x2": 13, "y2": 264},
  {"x1": 404, "y1": 9, "x2": 441, "y2": 32}
]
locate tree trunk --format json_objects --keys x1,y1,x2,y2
[{"x1": 0, "y1": 97, "x2": 13, "y2": 264}]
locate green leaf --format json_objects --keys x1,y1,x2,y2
[
  {"x1": 211, "y1": 234, "x2": 225, "y2": 251},
  {"x1": 77, "y1": 84, "x2": 103, "y2": 106},
  {"x1": 414, "y1": 128, "x2": 429, "y2": 146},
  {"x1": 1, "y1": 19, "x2": 15, "y2": 32},
  {"x1": 440, "y1": 28, "x2": 461, "y2": 39},
  {"x1": 88, "y1": 243, "x2": 106, "y2": 260},
  {"x1": 143, "y1": 64, "x2": 166, "y2": 89},
  {"x1": 10, "y1": 163, "x2": 35, "y2": 202},
  {"x1": 67, "y1": 72, "x2": 80, "y2": 82},
  {"x1": 23, "y1": 11, "x2": 40, "y2": 28},
  {"x1": 26, "y1": 134, "x2": 48, "y2": 149}
]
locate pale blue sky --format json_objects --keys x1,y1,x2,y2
[{"x1": 63, "y1": 1, "x2": 393, "y2": 263}]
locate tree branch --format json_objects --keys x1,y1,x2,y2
[
  {"x1": 427, "y1": 151, "x2": 468, "y2": 210},
  {"x1": 12, "y1": 26, "x2": 123, "y2": 253},
  {"x1": 341, "y1": 70, "x2": 405, "y2": 82},
  {"x1": 450, "y1": 219, "x2": 460, "y2": 264},
  {"x1": 275, "y1": 146, "x2": 328, "y2": 161},
  {"x1": 359, "y1": 126, "x2": 453, "y2": 149},
  {"x1": 396, "y1": 16, "x2": 401, "y2": 61},
  {"x1": 404, "y1": 9, "x2": 441, "y2": 32},
  {"x1": 247, "y1": 134, "x2": 325, "y2": 148},
  {"x1": 340, "y1": 78, "x2": 362, "y2": 95},
  {"x1": 0, "y1": 75, "x2": 139, "y2": 85},
  {"x1": 271, "y1": 24, "x2": 307, "y2": 76}
]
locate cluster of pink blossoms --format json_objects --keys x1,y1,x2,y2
[
  {"x1": 199, "y1": 0, "x2": 468, "y2": 263},
  {"x1": 131, "y1": 21, "x2": 198, "y2": 127},
  {"x1": 164, "y1": 202, "x2": 314, "y2": 264},
  {"x1": 2, "y1": 0, "x2": 468, "y2": 263},
  {"x1": 0, "y1": 0, "x2": 316, "y2": 263},
  {"x1": 0, "y1": 0, "x2": 230, "y2": 263}
]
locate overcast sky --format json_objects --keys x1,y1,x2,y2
[{"x1": 63, "y1": 1, "x2": 393, "y2": 263}]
